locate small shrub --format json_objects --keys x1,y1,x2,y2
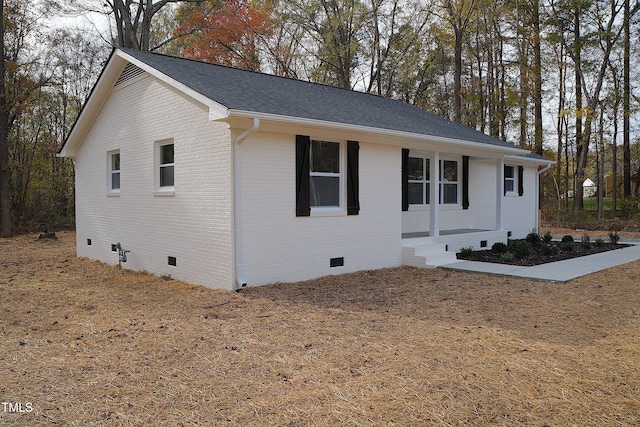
[
  {"x1": 542, "y1": 231, "x2": 553, "y2": 243},
  {"x1": 581, "y1": 235, "x2": 591, "y2": 249},
  {"x1": 526, "y1": 231, "x2": 541, "y2": 246},
  {"x1": 609, "y1": 231, "x2": 620, "y2": 244},
  {"x1": 542, "y1": 244, "x2": 559, "y2": 256},
  {"x1": 510, "y1": 240, "x2": 531, "y2": 259},
  {"x1": 459, "y1": 246, "x2": 474, "y2": 258},
  {"x1": 491, "y1": 242, "x2": 508, "y2": 253},
  {"x1": 595, "y1": 238, "x2": 605, "y2": 247},
  {"x1": 500, "y1": 252, "x2": 514, "y2": 262},
  {"x1": 561, "y1": 235, "x2": 574, "y2": 243},
  {"x1": 562, "y1": 241, "x2": 575, "y2": 252}
]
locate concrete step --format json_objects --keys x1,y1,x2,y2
[{"x1": 403, "y1": 243, "x2": 459, "y2": 268}]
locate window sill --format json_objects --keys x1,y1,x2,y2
[
  {"x1": 153, "y1": 189, "x2": 175, "y2": 197},
  {"x1": 408, "y1": 204, "x2": 461, "y2": 210},
  {"x1": 106, "y1": 191, "x2": 120, "y2": 197},
  {"x1": 310, "y1": 208, "x2": 347, "y2": 217}
]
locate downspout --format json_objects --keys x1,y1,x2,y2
[
  {"x1": 233, "y1": 118, "x2": 260, "y2": 291},
  {"x1": 535, "y1": 162, "x2": 553, "y2": 232}
]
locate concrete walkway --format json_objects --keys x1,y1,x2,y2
[{"x1": 440, "y1": 241, "x2": 640, "y2": 282}]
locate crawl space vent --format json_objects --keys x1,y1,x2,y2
[{"x1": 330, "y1": 257, "x2": 344, "y2": 268}]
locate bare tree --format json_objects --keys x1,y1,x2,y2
[
  {"x1": 56, "y1": 0, "x2": 204, "y2": 51},
  {"x1": 0, "y1": 0, "x2": 10, "y2": 237}
]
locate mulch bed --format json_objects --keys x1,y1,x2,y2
[{"x1": 458, "y1": 240, "x2": 630, "y2": 266}]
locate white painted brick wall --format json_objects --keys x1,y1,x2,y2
[
  {"x1": 503, "y1": 166, "x2": 538, "y2": 239},
  {"x1": 74, "y1": 74, "x2": 234, "y2": 289},
  {"x1": 240, "y1": 132, "x2": 402, "y2": 286}
]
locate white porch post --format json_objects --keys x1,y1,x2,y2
[
  {"x1": 496, "y1": 157, "x2": 504, "y2": 231},
  {"x1": 430, "y1": 151, "x2": 440, "y2": 237}
]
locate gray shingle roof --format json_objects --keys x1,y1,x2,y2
[{"x1": 120, "y1": 48, "x2": 521, "y2": 151}]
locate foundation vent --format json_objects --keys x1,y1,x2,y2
[{"x1": 330, "y1": 257, "x2": 344, "y2": 268}]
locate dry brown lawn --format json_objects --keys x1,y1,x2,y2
[{"x1": 1, "y1": 230, "x2": 640, "y2": 426}]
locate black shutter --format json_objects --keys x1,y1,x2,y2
[
  {"x1": 518, "y1": 166, "x2": 524, "y2": 196},
  {"x1": 296, "y1": 135, "x2": 311, "y2": 216},
  {"x1": 347, "y1": 140, "x2": 360, "y2": 215},
  {"x1": 462, "y1": 155, "x2": 469, "y2": 209},
  {"x1": 402, "y1": 148, "x2": 409, "y2": 211}
]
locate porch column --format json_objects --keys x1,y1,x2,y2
[
  {"x1": 430, "y1": 151, "x2": 440, "y2": 237},
  {"x1": 496, "y1": 157, "x2": 504, "y2": 230}
]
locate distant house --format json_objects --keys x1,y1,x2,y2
[
  {"x1": 583, "y1": 178, "x2": 597, "y2": 197},
  {"x1": 59, "y1": 48, "x2": 553, "y2": 290}
]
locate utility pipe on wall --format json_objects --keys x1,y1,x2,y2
[{"x1": 233, "y1": 118, "x2": 260, "y2": 290}]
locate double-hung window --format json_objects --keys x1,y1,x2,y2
[
  {"x1": 109, "y1": 151, "x2": 120, "y2": 192},
  {"x1": 407, "y1": 156, "x2": 458, "y2": 205},
  {"x1": 504, "y1": 165, "x2": 524, "y2": 196},
  {"x1": 296, "y1": 135, "x2": 359, "y2": 217},
  {"x1": 504, "y1": 165, "x2": 516, "y2": 195},
  {"x1": 309, "y1": 140, "x2": 341, "y2": 208},
  {"x1": 408, "y1": 157, "x2": 429, "y2": 205},
  {"x1": 159, "y1": 142, "x2": 175, "y2": 188},
  {"x1": 440, "y1": 159, "x2": 458, "y2": 204}
]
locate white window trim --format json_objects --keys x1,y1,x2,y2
[
  {"x1": 504, "y1": 165, "x2": 517, "y2": 196},
  {"x1": 440, "y1": 157, "x2": 460, "y2": 206},
  {"x1": 309, "y1": 139, "x2": 346, "y2": 215},
  {"x1": 408, "y1": 156, "x2": 430, "y2": 207},
  {"x1": 107, "y1": 150, "x2": 120, "y2": 196},
  {"x1": 154, "y1": 139, "x2": 175, "y2": 196},
  {"x1": 407, "y1": 154, "x2": 460, "y2": 207}
]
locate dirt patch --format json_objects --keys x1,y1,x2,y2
[{"x1": 2, "y1": 231, "x2": 640, "y2": 426}]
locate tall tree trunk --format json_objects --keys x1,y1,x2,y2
[
  {"x1": 623, "y1": 0, "x2": 631, "y2": 198},
  {"x1": 612, "y1": 107, "x2": 618, "y2": 216},
  {"x1": 556, "y1": 43, "x2": 565, "y2": 210},
  {"x1": 517, "y1": 0, "x2": 527, "y2": 147},
  {"x1": 453, "y1": 27, "x2": 463, "y2": 123},
  {"x1": 597, "y1": 110, "x2": 604, "y2": 219},
  {"x1": 573, "y1": 9, "x2": 584, "y2": 211},
  {"x1": 532, "y1": 0, "x2": 543, "y2": 156},
  {"x1": 0, "y1": 0, "x2": 12, "y2": 237}
]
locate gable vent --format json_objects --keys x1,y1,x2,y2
[{"x1": 115, "y1": 63, "x2": 145, "y2": 86}]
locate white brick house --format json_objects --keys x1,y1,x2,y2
[{"x1": 59, "y1": 48, "x2": 552, "y2": 290}]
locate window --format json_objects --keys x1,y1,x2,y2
[
  {"x1": 296, "y1": 135, "x2": 359, "y2": 217},
  {"x1": 440, "y1": 159, "x2": 458, "y2": 204},
  {"x1": 504, "y1": 165, "x2": 516, "y2": 195},
  {"x1": 159, "y1": 142, "x2": 174, "y2": 188},
  {"x1": 109, "y1": 151, "x2": 120, "y2": 192},
  {"x1": 408, "y1": 157, "x2": 429, "y2": 205},
  {"x1": 310, "y1": 140, "x2": 341, "y2": 207},
  {"x1": 406, "y1": 156, "x2": 458, "y2": 205}
]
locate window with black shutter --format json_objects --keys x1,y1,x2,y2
[{"x1": 296, "y1": 135, "x2": 359, "y2": 216}]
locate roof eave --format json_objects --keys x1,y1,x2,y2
[
  {"x1": 505, "y1": 153, "x2": 555, "y2": 166},
  {"x1": 225, "y1": 109, "x2": 531, "y2": 156}
]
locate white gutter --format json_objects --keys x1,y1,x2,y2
[
  {"x1": 232, "y1": 118, "x2": 260, "y2": 291},
  {"x1": 226, "y1": 110, "x2": 530, "y2": 157},
  {"x1": 537, "y1": 163, "x2": 552, "y2": 175}
]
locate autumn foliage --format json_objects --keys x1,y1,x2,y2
[{"x1": 176, "y1": 0, "x2": 274, "y2": 71}]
